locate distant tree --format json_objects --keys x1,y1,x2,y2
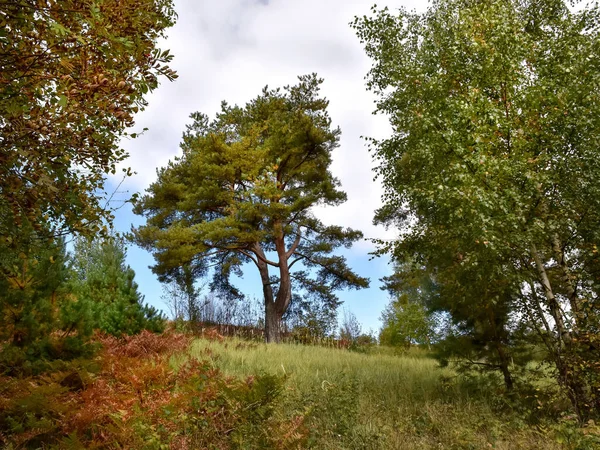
[
  {"x1": 339, "y1": 308, "x2": 362, "y2": 342},
  {"x1": 285, "y1": 293, "x2": 340, "y2": 342},
  {"x1": 379, "y1": 263, "x2": 437, "y2": 350},
  {"x1": 380, "y1": 301, "x2": 433, "y2": 349},
  {"x1": 161, "y1": 282, "x2": 187, "y2": 321},
  {"x1": 71, "y1": 236, "x2": 165, "y2": 335},
  {"x1": 161, "y1": 264, "x2": 202, "y2": 325},
  {"x1": 0, "y1": 0, "x2": 177, "y2": 239},
  {"x1": 132, "y1": 75, "x2": 369, "y2": 342},
  {"x1": 354, "y1": 0, "x2": 600, "y2": 418}
]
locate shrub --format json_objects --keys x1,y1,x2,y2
[{"x1": 0, "y1": 332, "x2": 305, "y2": 449}]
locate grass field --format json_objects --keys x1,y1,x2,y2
[
  {"x1": 4, "y1": 332, "x2": 598, "y2": 449},
  {"x1": 172, "y1": 338, "x2": 570, "y2": 449}
]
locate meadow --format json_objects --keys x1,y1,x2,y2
[
  {"x1": 174, "y1": 337, "x2": 580, "y2": 449},
  {"x1": 2, "y1": 331, "x2": 598, "y2": 449}
]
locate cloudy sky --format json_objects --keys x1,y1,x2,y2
[{"x1": 110, "y1": 0, "x2": 428, "y2": 333}]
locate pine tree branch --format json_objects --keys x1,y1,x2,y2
[
  {"x1": 288, "y1": 255, "x2": 306, "y2": 269},
  {"x1": 285, "y1": 231, "x2": 302, "y2": 259}
]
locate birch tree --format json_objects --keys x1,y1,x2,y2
[{"x1": 354, "y1": 0, "x2": 600, "y2": 419}]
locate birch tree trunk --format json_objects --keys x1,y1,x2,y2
[{"x1": 531, "y1": 244, "x2": 591, "y2": 422}]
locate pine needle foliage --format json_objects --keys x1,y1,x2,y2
[
  {"x1": 133, "y1": 74, "x2": 369, "y2": 342},
  {"x1": 70, "y1": 235, "x2": 165, "y2": 336}
]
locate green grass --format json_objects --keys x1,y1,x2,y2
[{"x1": 172, "y1": 339, "x2": 569, "y2": 449}]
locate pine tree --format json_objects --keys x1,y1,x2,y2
[
  {"x1": 0, "y1": 226, "x2": 69, "y2": 348},
  {"x1": 0, "y1": 218, "x2": 92, "y2": 372},
  {"x1": 133, "y1": 75, "x2": 369, "y2": 342},
  {"x1": 70, "y1": 236, "x2": 165, "y2": 335}
]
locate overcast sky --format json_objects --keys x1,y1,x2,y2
[{"x1": 110, "y1": 0, "x2": 428, "y2": 333}]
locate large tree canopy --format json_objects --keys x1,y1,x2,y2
[
  {"x1": 133, "y1": 75, "x2": 369, "y2": 342},
  {"x1": 0, "y1": 0, "x2": 177, "y2": 238},
  {"x1": 354, "y1": 0, "x2": 600, "y2": 420}
]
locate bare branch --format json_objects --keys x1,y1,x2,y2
[{"x1": 250, "y1": 242, "x2": 280, "y2": 267}]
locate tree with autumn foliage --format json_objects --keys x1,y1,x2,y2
[
  {"x1": 133, "y1": 75, "x2": 369, "y2": 343},
  {"x1": 0, "y1": 0, "x2": 177, "y2": 360},
  {"x1": 0, "y1": 0, "x2": 177, "y2": 239}
]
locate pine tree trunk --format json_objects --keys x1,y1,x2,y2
[
  {"x1": 265, "y1": 299, "x2": 282, "y2": 343},
  {"x1": 254, "y1": 224, "x2": 296, "y2": 343},
  {"x1": 263, "y1": 225, "x2": 293, "y2": 343},
  {"x1": 255, "y1": 242, "x2": 285, "y2": 343}
]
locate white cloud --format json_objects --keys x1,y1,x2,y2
[
  {"x1": 112, "y1": 0, "x2": 428, "y2": 328},
  {"x1": 118, "y1": 0, "x2": 427, "y2": 240}
]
